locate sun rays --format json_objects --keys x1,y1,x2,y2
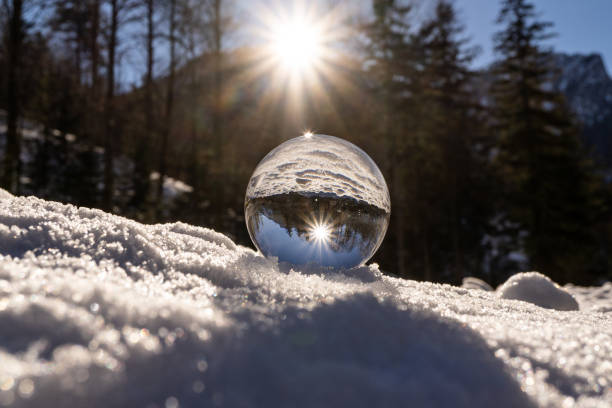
[
  {"x1": 253, "y1": 1, "x2": 339, "y2": 82},
  {"x1": 270, "y1": 17, "x2": 323, "y2": 73},
  {"x1": 238, "y1": 0, "x2": 357, "y2": 126}
]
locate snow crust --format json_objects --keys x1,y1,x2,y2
[
  {"x1": 498, "y1": 272, "x2": 580, "y2": 311},
  {"x1": 246, "y1": 134, "x2": 391, "y2": 212},
  {"x1": 0, "y1": 191, "x2": 611, "y2": 407}
]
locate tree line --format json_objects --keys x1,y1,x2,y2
[{"x1": 1, "y1": 0, "x2": 610, "y2": 285}]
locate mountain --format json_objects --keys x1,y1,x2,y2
[{"x1": 552, "y1": 53, "x2": 612, "y2": 166}]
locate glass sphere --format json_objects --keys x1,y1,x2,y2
[{"x1": 245, "y1": 134, "x2": 390, "y2": 269}]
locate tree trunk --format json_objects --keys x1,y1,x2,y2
[
  {"x1": 157, "y1": 0, "x2": 176, "y2": 214},
  {"x1": 87, "y1": 0, "x2": 100, "y2": 152},
  {"x1": 75, "y1": 1, "x2": 83, "y2": 86},
  {"x1": 91, "y1": 0, "x2": 99, "y2": 91},
  {"x1": 451, "y1": 170, "x2": 462, "y2": 284},
  {"x1": 132, "y1": 0, "x2": 154, "y2": 211},
  {"x1": 4, "y1": 0, "x2": 23, "y2": 194},
  {"x1": 423, "y1": 226, "x2": 431, "y2": 280},
  {"x1": 391, "y1": 156, "x2": 406, "y2": 277},
  {"x1": 212, "y1": 0, "x2": 222, "y2": 159},
  {"x1": 145, "y1": 0, "x2": 153, "y2": 158},
  {"x1": 103, "y1": 0, "x2": 118, "y2": 211},
  {"x1": 36, "y1": 125, "x2": 50, "y2": 197}
]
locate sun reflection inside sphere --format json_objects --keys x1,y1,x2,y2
[{"x1": 311, "y1": 223, "x2": 330, "y2": 242}]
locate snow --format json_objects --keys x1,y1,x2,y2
[
  {"x1": 566, "y1": 282, "x2": 612, "y2": 314},
  {"x1": 497, "y1": 272, "x2": 579, "y2": 311},
  {"x1": 150, "y1": 172, "x2": 194, "y2": 201},
  {"x1": 246, "y1": 134, "x2": 391, "y2": 212},
  {"x1": 0, "y1": 191, "x2": 611, "y2": 408}
]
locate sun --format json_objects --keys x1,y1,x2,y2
[
  {"x1": 249, "y1": 1, "x2": 348, "y2": 82},
  {"x1": 271, "y1": 19, "x2": 323, "y2": 72},
  {"x1": 243, "y1": 1, "x2": 355, "y2": 124}
]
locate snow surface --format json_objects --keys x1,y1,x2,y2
[
  {"x1": 566, "y1": 282, "x2": 612, "y2": 314},
  {"x1": 246, "y1": 134, "x2": 391, "y2": 212},
  {"x1": 0, "y1": 191, "x2": 611, "y2": 407}
]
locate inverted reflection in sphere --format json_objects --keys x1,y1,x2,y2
[{"x1": 245, "y1": 134, "x2": 390, "y2": 269}]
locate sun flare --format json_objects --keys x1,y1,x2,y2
[
  {"x1": 245, "y1": 1, "x2": 354, "y2": 122},
  {"x1": 250, "y1": 0, "x2": 347, "y2": 83},
  {"x1": 272, "y1": 20, "x2": 322, "y2": 72}
]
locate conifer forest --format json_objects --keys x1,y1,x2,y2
[{"x1": 1, "y1": 0, "x2": 611, "y2": 285}]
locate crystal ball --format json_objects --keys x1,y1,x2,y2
[{"x1": 245, "y1": 133, "x2": 390, "y2": 269}]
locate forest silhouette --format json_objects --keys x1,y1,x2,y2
[{"x1": 1, "y1": 0, "x2": 610, "y2": 285}]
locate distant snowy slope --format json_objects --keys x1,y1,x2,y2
[
  {"x1": 0, "y1": 191, "x2": 611, "y2": 407},
  {"x1": 0, "y1": 111, "x2": 192, "y2": 211}
]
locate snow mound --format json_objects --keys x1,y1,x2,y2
[
  {"x1": 497, "y1": 272, "x2": 580, "y2": 311},
  {"x1": 0, "y1": 189, "x2": 12, "y2": 200},
  {"x1": 0, "y1": 194, "x2": 611, "y2": 407}
]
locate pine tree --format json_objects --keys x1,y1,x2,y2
[
  {"x1": 492, "y1": 0, "x2": 606, "y2": 283},
  {"x1": 102, "y1": 0, "x2": 119, "y2": 211},
  {"x1": 156, "y1": 0, "x2": 177, "y2": 217},
  {"x1": 130, "y1": 0, "x2": 156, "y2": 215},
  {"x1": 416, "y1": 1, "x2": 493, "y2": 283},
  {"x1": 363, "y1": 0, "x2": 418, "y2": 278}
]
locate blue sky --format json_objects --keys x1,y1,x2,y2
[
  {"x1": 457, "y1": 0, "x2": 612, "y2": 70},
  {"x1": 243, "y1": 0, "x2": 612, "y2": 71},
  {"x1": 123, "y1": 0, "x2": 612, "y2": 86}
]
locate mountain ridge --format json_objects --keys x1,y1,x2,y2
[{"x1": 552, "y1": 52, "x2": 612, "y2": 166}]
